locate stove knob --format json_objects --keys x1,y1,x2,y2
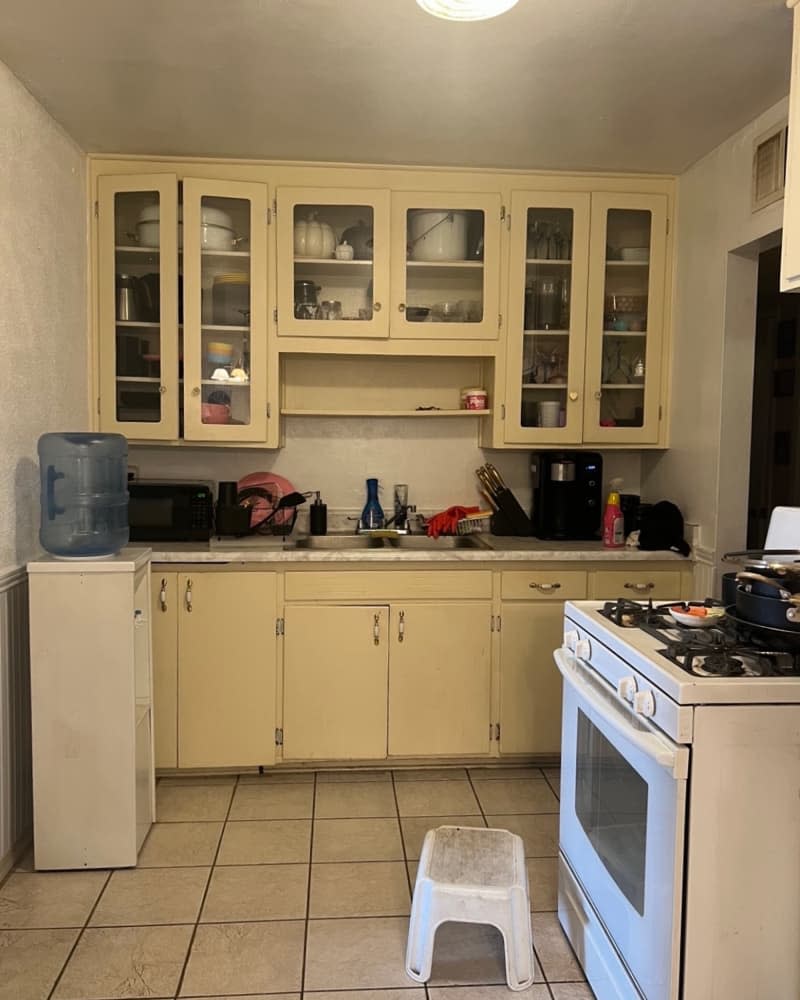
[
  {"x1": 633, "y1": 690, "x2": 656, "y2": 717},
  {"x1": 617, "y1": 676, "x2": 637, "y2": 702},
  {"x1": 575, "y1": 638, "x2": 592, "y2": 661},
  {"x1": 564, "y1": 630, "x2": 579, "y2": 652}
]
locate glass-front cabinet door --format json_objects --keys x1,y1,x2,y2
[
  {"x1": 276, "y1": 187, "x2": 390, "y2": 338},
  {"x1": 504, "y1": 192, "x2": 591, "y2": 443},
  {"x1": 390, "y1": 192, "x2": 501, "y2": 340},
  {"x1": 97, "y1": 174, "x2": 180, "y2": 440},
  {"x1": 584, "y1": 193, "x2": 668, "y2": 444},
  {"x1": 182, "y1": 178, "x2": 269, "y2": 442}
]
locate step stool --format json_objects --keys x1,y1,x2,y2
[{"x1": 405, "y1": 825, "x2": 534, "y2": 991}]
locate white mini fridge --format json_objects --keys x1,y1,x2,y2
[{"x1": 27, "y1": 547, "x2": 155, "y2": 869}]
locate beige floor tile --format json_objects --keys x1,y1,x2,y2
[
  {"x1": 90, "y1": 867, "x2": 209, "y2": 926},
  {"x1": 401, "y1": 816, "x2": 487, "y2": 861},
  {"x1": 485, "y1": 815, "x2": 559, "y2": 858},
  {"x1": 158, "y1": 774, "x2": 237, "y2": 787},
  {"x1": 155, "y1": 783, "x2": 234, "y2": 822},
  {"x1": 310, "y1": 861, "x2": 410, "y2": 918},
  {"x1": 531, "y1": 912, "x2": 585, "y2": 982},
  {"x1": 395, "y1": 781, "x2": 481, "y2": 817},
  {"x1": 217, "y1": 819, "x2": 311, "y2": 865},
  {"x1": 308, "y1": 992, "x2": 425, "y2": 1000},
  {"x1": 304, "y1": 916, "x2": 417, "y2": 990},
  {"x1": 180, "y1": 920, "x2": 305, "y2": 996},
  {"x1": 429, "y1": 986, "x2": 551, "y2": 1000},
  {"x1": 200, "y1": 864, "x2": 308, "y2": 922},
  {"x1": 544, "y1": 772, "x2": 561, "y2": 800},
  {"x1": 315, "y1": 781, "x2": 398, "y2": 818},
  {"x1": 528, "y1": 858, "x2": 558, "y2": 911},
  {"x1": 472, "y1": 779, "x2": 559, "y2": 815},
  {"x1": 393, "y1": 768, "x2": 468, "y2": 781},
  {"x1": 549, "y1": 985, "x2": 597, "y2": 1000},
  {"x1": 317, "y1": 769, "x2": 392, "y2": 782},
  {"x1": 12, "y1": 850, "x2": 34, "y2": 873},
  {"x1": 407, "y1": 860, "x2": 418, "y2": 886},
  {"x1": 468, "y1": 767, "x2": 546, "y2": 781},
  {"x1": 542, "y1": 767, "x2": 561, "y2": 783},
  {"x1": 428, "y1": 922, "x2": 544, "y2": 986},
  {"x1": 0, "y1": 872, "x2": 107, "y2": 929},
  {"x1": 182, "y1": 996, "x2": 298, "y2": 1000},
  {"x1": 228, "y1": 782, "x2": 314, "y2": 820},
  {"x1": 53, "y1": 924, "x2": 192, "y2": 999},
  {"x1": 138, "y1": 822, "x2": 223, "y2": 867},
  {"x1": 239, "y1": 770, "x2": 315, "y2": 783},
  {"x1": 0, "y1": 928, "x2": 78, "y2": 1000},
  {"x1": 313, "y1": 817, "x2": 404, "y2": 863}
]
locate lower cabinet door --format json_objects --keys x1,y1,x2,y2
[
  {"x1": 388, "y1": 602, "x2": 491, "y2": 757},
  {"x1": 178, "y1": 572, "x2": 277, "y2": 768},
  {"x1": 499, "y1": 602, "x2": 564, "y2": 755},
  {"x1": 282, "y1": 605, "x2": 389, "y2": 760},
  {"x1": 151, "y1": 571, "x2": 178, "y2": 769}
]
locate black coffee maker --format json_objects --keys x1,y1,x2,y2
[{"x1": 531, "y1": 452, "x2": 603, "y2": 540}]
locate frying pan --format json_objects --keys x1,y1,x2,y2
[
  {"x1": 736, "y1": 571, "x2": 800, "y2": 602},
  {"x1": 735, "y1": 584, "x2": 800, "y2": 631}
]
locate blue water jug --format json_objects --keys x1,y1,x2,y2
[{"x1": 38, "y1": 433, "x2": 129, "y2": 558}]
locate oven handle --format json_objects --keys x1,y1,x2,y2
[{"x1": 554, "y1": 647, "x2": 687, "y2": 779}]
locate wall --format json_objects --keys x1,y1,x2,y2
[
  {"x1": 0, "y1": 60, "x2": 88, "y2": 871},
  {"x1": 642, "y1": 96, "x2": 789, "y2": 574}
]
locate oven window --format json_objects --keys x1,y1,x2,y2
[{"x1": 575, "y1": 709, "x2": 648, "y2": 915}]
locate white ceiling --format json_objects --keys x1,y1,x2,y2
[{"x1": 0, "y1": 0, "x2": 792, "y2": 174}]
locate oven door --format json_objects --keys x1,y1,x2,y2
[{"x1": 555, "y1": 647, "x2": 688, "y2": 1000}]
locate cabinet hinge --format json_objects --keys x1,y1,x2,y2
[
  {"x1": 94, "y1": 200, "x2": 99, "y2": 218},
  {"x1": 500, "y1": 204, "x2": 506, "y2": 221},
  {"x1": 96, "y1": 396, "x2": 101, "y2": 416},
  {"x1": 275, "y1": 727, "x2": 284, "y2": 746},
  {"x1": 276, "y1": 617, "x2": 284, "y2": 636},
  {"x1": 666, "y1": 217, "x2": 670, "y2": 235},
  {"x1": 501, "y1": 403, "x2": 506, "y2": 420},
  {"x1": 273, "y1": 308, "x2": 278, "y2": 324},
  {"x1": 267, "y1": 207, "x2": 272, "y2": 225},
  {"x1": 489, "y1": 722, "x2": 501, "y2": 741},
  {"x1": 498, "y1": 313, "x2": 502, "y2": 330},
  {"x1": 658, "y1": 404, "x2": 663, "y2": 420},
  {"x1": 495, "y1": 722, "x2": 501, "y2": 741},
  {"x1": 506, "y1": 213, "x2": 511, "y2": 231},
  {"x1": 490, "y1": 614, "x2": 501, "y2": 632},
  {"x1": 267, "y1": 401, "x2": 272, "y2": 419},
  {"x1": 273, "y1": 197, "x2": 277, "y2": 217}
]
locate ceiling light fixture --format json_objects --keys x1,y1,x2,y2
[{"x1": 416, "y1": 0, "x2": 520, "y2": 21}]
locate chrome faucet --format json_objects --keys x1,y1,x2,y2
[{"x1": 385, "y1": 484, "x2": 414, "y2": 534}]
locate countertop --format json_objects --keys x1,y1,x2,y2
[{"x1": 148, "y1": 537, "x2": 690, "y2": 564}]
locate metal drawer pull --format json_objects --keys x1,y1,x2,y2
[
  {"x1": 529, "y1": 582, "x2": 561, "y2": 592},
  {"x1": 373, "y1": 613, "x2": 380, "y2": 646},
  {"x1": 398, "y1": 610, "x2": 405, "y2": 643},
  {"x1": 159, "y1": 578, "x2": 167, "y2": 612},
  {"x1": 624, "y1": 581, "x2": 655, "y2": 593},
  {"x1": 185, "y1": 579, "x2": 193, "y2": 613}
]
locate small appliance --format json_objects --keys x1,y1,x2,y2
[
  {"x1": 128, "y1": 481, "x2": 213, "y2": 542},
  {"x1": 530, "y1": 451, "x2": 602, "y2": 540}
]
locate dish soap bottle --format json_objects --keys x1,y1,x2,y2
[
  {"x1": 603, "y1": 485, "x2": 625, "y2": 549},
  {"x1": 360, "y1": 478, "x2": 385, "y2": 530},
  {"x1": 310, "y1": 491, "x2": 327, "y2": 536}
]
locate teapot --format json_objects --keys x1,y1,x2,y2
[
  {"x1": 294, "y1": 212, "x2": 336, "y2": 258},
  {"x1": 340, "y1": 219, "x2": 374, "y2": 260}
]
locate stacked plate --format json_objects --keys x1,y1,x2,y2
[{"x1": 620, "y1": 247, "x2": 650, "y2": 262}]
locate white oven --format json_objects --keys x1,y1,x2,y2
[{"x1": 555, "y1": 646, "x2": 688, "y2": 1000}]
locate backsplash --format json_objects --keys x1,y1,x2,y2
[{"x1": 130, "y1": 417, "x2": 642, "y2": 517}]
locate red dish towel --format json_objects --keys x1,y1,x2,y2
[{"x1": 426, "y1": 506, "x2": 480, "y2": 539}]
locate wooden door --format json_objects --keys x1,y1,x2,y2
[
  {"x1": 151, "y1": 570, "x2": 178, "y2": 769},
  {"x1": 388, "y1": 602, "x2": 491, "y2": 756},
  {"x1": 178, "y1": 572, "x2": 277, "y2": 767},
  {"x1": 282, "y1": 605, "x2": 389, "y2": 760}
]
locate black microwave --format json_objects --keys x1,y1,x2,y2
[{"x1": 128, "y1": 482, "x2": 214, "y2": 542}]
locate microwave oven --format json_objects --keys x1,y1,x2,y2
[{"x1": 128, "y1": 481, "x2": 214, "y2": 542}]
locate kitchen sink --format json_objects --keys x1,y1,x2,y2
[
  {"x1": 293, "y1": 534, "x2": 384, "y2": 549},
  {"x1": 385, "y1": 534, "x2": 489, "y2": 549}
]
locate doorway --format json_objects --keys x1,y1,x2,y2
[{"x1": 747, "y1": 246, "x2": 800, "y2": 547}]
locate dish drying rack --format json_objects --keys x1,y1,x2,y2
[{"x1": 456, "y1": 511, "x2": 493, "y2": 535}]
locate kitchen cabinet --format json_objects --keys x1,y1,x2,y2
[
  {"x1": 151, "y1": 570, "x2": 277, "y2": 768},
  {"x1": 502, "y1": 190, "x2": 669, "y2": 446},
  {"x1": 151, "y1": 571, "x2": 178, "y2": 769},
  {"x1": 782, "y1": 1, "x2": 800, "y2": 292},
  {"x1": 590, "y1": 567, "x2": 686, "y2": 600},
  {"x1": 97, "y1": 172, "x2": 273, "y2": 444}
]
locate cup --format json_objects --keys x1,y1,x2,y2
[{"x1": 538, "y1": 400, "x2": 561, "y2": 428}]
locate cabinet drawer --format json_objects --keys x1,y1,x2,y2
[
  {"x1": 591, "y1": 569, "x2": 682, "y2": 600},
  {"x1": 285, "y1": 570, "x2": 493, "y2": 602},
  {"x1": 501, "y1": 570, "x2": 587, "y2": 601}
]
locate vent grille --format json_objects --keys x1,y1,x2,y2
[{"x1": 752, "y1": 122, "x2": 788, "y2": 212}]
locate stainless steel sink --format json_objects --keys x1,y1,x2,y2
[
  {"x1": 385, "y1": 534, "x2": 489, "y2": 550},
  {"x1": 293, "y1": 534, "x2": 384, "y2": 549}
]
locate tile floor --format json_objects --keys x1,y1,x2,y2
[{"x1": 0, "y1": 765, "x2": 596, "y2": 1000}]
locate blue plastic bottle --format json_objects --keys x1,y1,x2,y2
[
  {"x1": 360, "y1": 477, "x2": 385, "y2": 530},
  {"x1": 38, "y1": 433, "x2": 129, "y2": 558}
]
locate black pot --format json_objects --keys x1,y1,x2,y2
[
  {"x1": 735, "y1": 584, "x2": 800, "y2": 631},
  {"x1": 721, "y1": 572, "x2": 739, "y2": 606}
]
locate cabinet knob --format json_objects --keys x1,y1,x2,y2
[
  {"x1": 158, "y1": 385, "x2": 167, "y2": 395},
  {"x1": 624, "y1": 581, "x2": 655, "y2": 593},
  {"x1": 398, "y1": 303, "x2": 406, "y2": 313},
  {"x1": 569, "y1": 391, "x2": 578, "y2": 402},
  {"x1": 373, "y1": 301, "x2": 382, "y2": 312},
  {"x1": 594, "y1": 390, "x2": 602, "y2": 400},
  {"x1": 192, "y1": 386, "x2": 200, "y2": 397},
  {"x1": 529, "y1": 581, "x2": 561, "y2": 593}
]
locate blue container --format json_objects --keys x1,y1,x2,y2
[
  {"x1": 360, "y1": 477, "x2": 385, "y2": 530},
  {"x1": 38, "y1": 433, "x2": 129, "y2": 559}
]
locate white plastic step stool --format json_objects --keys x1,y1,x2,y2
[{"x1": 405, "y1": 825, "x2": 534, "y2": 991}]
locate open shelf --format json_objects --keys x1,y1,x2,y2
[
  {"x1": 281, "y1": 408, "x2": 490, "y2": 418},
  {"x1": 201, "y1": 379, "x2": 250, "y2": 387},
  {"x1": 293, "y1": 257, "x2": 372, "y2": 276}
]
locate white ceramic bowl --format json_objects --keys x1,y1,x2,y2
[{"x1": 668, "y1": 605, "x2": 725, "y2": 628}]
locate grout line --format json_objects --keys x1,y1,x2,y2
[
  {"x1": 173, "y1": 772, "x2": 239, "y2": 998},
  {"x1": 465, "y1": 770, "x2": 489, "y2": 828},
  {"x1": 45, "y1": 867, "x2": 113, "y2": 1000},
  {"x1": 390, "y1": 770, "x2": 413, "y2": 896},
  {"x1": 299, "y1": 770, "x2": 317, "y2": 992}
]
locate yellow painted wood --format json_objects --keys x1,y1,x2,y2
[
  {"x1": 781, "y1": 7, "x2": 800, "y2": 291},
  {"x1": 390, "y1": 191, "x2": 502, "y2": 342},
  {"x1": 284, "y1": 570, "x2": 493, "y2": 602},
  {"x1": 177, "y1": 572, "x2": 276, "y2": 768},
  {"x1": 388, "y1": 603, "x2": 492, "y2": 757},
  {"x1": 151, "y1": 571, "x2": 178, "y2": 769},
  {"x1": 499, "y1": 602, "x2": 564, "y2": 755},
  {"x1": 503, "y1": 191, "x2": 591, "y2": 445},
  {"x1": 583, "y1": 192, "x2": 669, "y2": 445},
  {"x1": 182, "y1": 177, "x2": 270, "y2": 442},
  {"x1": 276, "y1": 186, "x2": 391, "y2": 338},
  {"x1": 501, "y1": 569, "x2": 588, "y2": 601},
  {"x1": 282, "y1": 604, "x2": 389, "y2": 760},
  {"x1": 97, "y1": 174, "x2": 179, "y2": 439},
  {"x1": 590, "y1": 568, "x2": 683, "y2": 600}
]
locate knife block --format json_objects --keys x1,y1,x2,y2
[{"x1": 490, "y1": 488, "x2": 531, "y2": 536}]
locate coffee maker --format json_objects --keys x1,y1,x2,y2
[{"x1": 531, "y1": 452, "x2": 603, "y2": 540}]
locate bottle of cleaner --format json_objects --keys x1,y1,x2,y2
[{"x1": 602, "y1": 488, "x2": 625, "y2": 548}]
